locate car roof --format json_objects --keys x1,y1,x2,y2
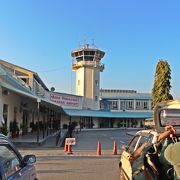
[
  {"x1": 136, "y1": 129, "x2": 157, "y2": 136},
  {"x1": 0, "y1": 134, "x2": 9, "y2": 143},
  {"x1": 0, "y1": 134, "x2": 22, "y2": 158}
]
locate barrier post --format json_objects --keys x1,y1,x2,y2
[
  {"x1": 67, "y1": 145, "x2": 73, "y2": 154},
  {"x1": 96, "y1": 141, "x2": 101, "y2": 156},
  {"x1": 113, "y1": 141, "x2": 117, "y2": 155}
]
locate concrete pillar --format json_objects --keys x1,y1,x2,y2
[
  {"x1": 118, "y1": 100, "x2": 120, "y2": 110},
  {"x1": 134, "y1": 100, "x2": 136, "y2": 110}
]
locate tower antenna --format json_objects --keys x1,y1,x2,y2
[
  {"x1": 92, "y1": 38, "x2": 95, "y2": 47},
  {"x1": 78, "y1": 40, "x2": 81, "y2": 48},
  {"x1": 83, "y1": 34, "x2": 86, "y2": 48}
]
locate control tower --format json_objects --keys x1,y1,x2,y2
[{"x1": 71, "y1": 43, "x2": 105, "y2": 109}]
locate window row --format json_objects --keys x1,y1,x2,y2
[{"x1": 107, "y1": 100, "x2": 151, "y2": 110}]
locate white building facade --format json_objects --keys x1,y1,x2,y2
[{"x1": 0, "y1": 44, "x2": 153, "y2": 141}]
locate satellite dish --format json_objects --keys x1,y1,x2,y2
[{"x1": 51, "y1": 87, "x2": 55, "y2": 92}]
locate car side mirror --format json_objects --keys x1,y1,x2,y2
[{"x1": 23, "y1": 154, "x2": 36, "y2": 164}]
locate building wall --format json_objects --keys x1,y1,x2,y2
[
  {"x1": 100, "y1": 89, "x2": 152, "y2": 112},
  {"x1": 93, "y1": 68, "x2": 100, "y2": 100},
  {"x1": 85, "y1": 68, "x2": 93, "y2": 98},
  {"x1": 76, "y1": 67, "x2": 85, "y2": 96},
  {"x1": 0, "y1": 85, "x2": 48, "y2": 136},
  {"x1": 61, "y1": 114, "x2": 70, "y2": 128},
  {"x1": 1, "y1": 89, "x2": 22, "y2": 129}
]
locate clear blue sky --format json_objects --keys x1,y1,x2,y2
[{"x1": 0, "y1": 0, "x2": 180, "y2": 99}]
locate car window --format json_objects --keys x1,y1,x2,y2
[
  {"x1": 127, "y1": 135, "x2": 140, "y2": 154},
  {"x1": 136, "y1": 135, "x2": 148, "y2": 149},
  {"x1": 0, "y1": 145, "x2": 22, "y2": 179},
  {"x1": 136, "y1": 133, "x2": 154, "y2": 150},
  {"x1": 147, "y1": 134, "x2": 154, "y2": 144}
]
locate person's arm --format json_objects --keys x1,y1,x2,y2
[
  {"x1": 157, "y1": 126, "x2": 176, "y2": 142},
  {"x1": 129, "y1": 142, "x2": 149, "y2": 162}
]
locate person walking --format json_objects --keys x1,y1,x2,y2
[{"x1": 68, "y1": 123, "x2": 73, "y2": 138}]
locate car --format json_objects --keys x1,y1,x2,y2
[
  {"x1": 0, "y1": 133, "x2": 38, "y2": 180},
  {"x1": 119, "y1": 100, "x2": 180, "y2": 180},
  {"x1": 119, "y1": 129, "x2": 158, "y2": 179}
]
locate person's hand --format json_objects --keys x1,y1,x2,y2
[{"x1": 165, "y1": 125, "x2": 176, "y2": 134}]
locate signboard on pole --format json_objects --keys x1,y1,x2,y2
[{"x1": 65, "y1": 138, "x2": 76, "y2": 145}]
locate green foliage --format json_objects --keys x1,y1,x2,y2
[
  {"x1": 151, "y1": 60, "x2": 172, "y2": 109},
  {"x1": 20, "y1": 123, "x2": 28, "y2": 132},
  {"x1": 0, "y1": 124, "x2": 8, "y2": 136},
  {"x1": 10, "y1": 121, "x2": 19, "y2": 133}
]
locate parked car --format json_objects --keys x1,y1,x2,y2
[
  {"x1": 0, "y1": 133, "x2": 38, "y2": 180},
  {"x1": 119, "y1": 100, "x2": 180, "y2": 180}
]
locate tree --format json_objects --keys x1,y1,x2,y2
[{"x1": 151, "y1": 60, "x2": 172, "y2": 109}]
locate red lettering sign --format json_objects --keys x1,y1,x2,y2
[
  {"x1": 50, "y1": 94, "x2": 79, "y2": 107},
  {"x1": 65, "y1": 138, "x2": 76, "y2": 145}
]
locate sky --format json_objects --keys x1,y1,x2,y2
[{"x1": 0, "y1": 0, "x2": 180, "y2": 99}]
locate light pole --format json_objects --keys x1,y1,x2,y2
[{"x1": 37, "y1": 98, "x2": 41, "y2": 143}]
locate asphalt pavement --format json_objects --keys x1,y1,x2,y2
[{"x1": 19, "y1": 128, "x2": 139, "y2": 180}]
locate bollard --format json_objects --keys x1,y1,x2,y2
[
  {"x1": 113, "y1": 141, "x2": 117, "y2": 155},
  {"x1": 96, "y1": 141, "x2": 101, "y2": 156},
  {"x1": 64, "y1": 142, "x2": 68, "y2": 152},
  {"x1": 67, "y1": 145, "x2": 73, "y2": 154}
]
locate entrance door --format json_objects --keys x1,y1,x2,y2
[{"x1": 82, "y1": 117, "x2": 93, "y2": 128}]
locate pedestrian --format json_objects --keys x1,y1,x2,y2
[{"x1": 68, "y1": 123, "x2": 73, "y2": 138}]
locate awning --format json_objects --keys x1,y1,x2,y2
[
  {"x1": 64, "y1": 109, "x2": 153, "y2": 119},
  {"x1": 0, "y1": 81, "x2": 37, "y2": 100},
  {"x1": 0, "y1": 81, "x2": 65, "y2": 114}
]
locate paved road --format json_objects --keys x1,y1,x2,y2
[
  {"x1": 20, "y1": 129, "x2": 138, "y2": 180},
  {"x1": 73, "y1": 129, "x2": 135, "y2": 151},
  {"x1": 36, "y1": 153, "x2": 120, "y2": 180}
]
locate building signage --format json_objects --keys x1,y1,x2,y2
[
  {"x1": 50, "y1": 94, "x2": 79, "y2": 107},
  {"x1": 65, "y1": 138, "x2": 76, "y2": 145}
]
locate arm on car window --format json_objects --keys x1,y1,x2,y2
[{"x1": 129, "y1": 142, "x2": 149, "y2": 162}]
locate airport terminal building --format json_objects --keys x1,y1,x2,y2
[{"x1": 0, "y1": 44, "x2": 152, "y2": 140}]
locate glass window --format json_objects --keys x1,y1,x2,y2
[
  {"x1": 126, "y1": 101, "x2": 134, "y2": 110},
  {"x1": 136, "y1": 101, "x2": 141, "y2": 110},
  {"x1": 0, "y1": 145, "x2": 22, "y2": 178},
  {"x1": 127, "y1": 135, "x2": 140, "y2": 154},
  {"x1": 136, "y1": 136, "x2": 148, "y2": 149},
  {"x1": 147, "y1": 134, "x2": 154, "y2": 144},
  {"x1": 111, "y1": 101, "x2": 118, "y2": 110},
  {"x1": 136, "y1": 100, "x2": 149, "y2": 110},
  {"x1": 143, "y1": 101, "x2": 148, "y2": 110},
  {"x1": 120, "y1": 101, "x2": 126, "y2": 110}
]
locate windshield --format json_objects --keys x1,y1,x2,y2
[{"x1": 160, "y1": 109, "x2": 180, "y2": 126}]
